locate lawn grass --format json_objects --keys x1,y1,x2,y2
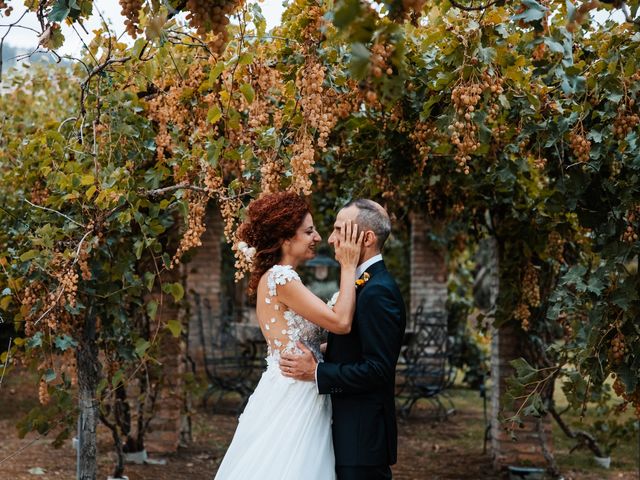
[{"x1": 442, "y1": 381, "x2": 640, "y2": 477}]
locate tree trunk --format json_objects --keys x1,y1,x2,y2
[{"x1": 76, "y1": 307, "x2": 100, "y2": 480}]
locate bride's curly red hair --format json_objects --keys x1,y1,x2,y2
[{"x1": 237, "y1": 191, "x2": 310, "y2": 295}]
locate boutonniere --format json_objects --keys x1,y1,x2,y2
[{"x1": 355, "y1": 272, "x2": 370, "y2": 288}]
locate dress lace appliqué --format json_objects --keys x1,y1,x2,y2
[{"x1": 262, "y1": 265, "x2": 324, "y2": 365}]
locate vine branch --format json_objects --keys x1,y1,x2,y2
[
  {"x1": 449, "y1": 0, "x2": 502, "y2": 12},
  {"x1": 23, "y1": 199, "x2": 86, "y2": 228}
]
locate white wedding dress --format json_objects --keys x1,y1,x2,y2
[{"x1": 214, "y1": 265, "x2": 336, "y2": 480}]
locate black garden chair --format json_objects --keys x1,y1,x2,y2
[
  {"x1": 396, "y1": 307, "x2": 456, "y2": 419},
  {"x1": 192, "y1": 292, "x2": 259, "y2": 412}
]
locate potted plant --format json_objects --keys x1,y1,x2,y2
[{"x1": 591, "y1": 416, "x2": 635, "y2": 469}]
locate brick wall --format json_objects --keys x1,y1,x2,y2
[
  {"x1": 146, "y1": 208, "x2": 224, "y2": 453},
  {"x1": 185, "y1": 208, "x2": 223, "y2": 372},
  {"x1": 145, "y1": 270, "x2": 186, "y2": 453},
  {"x1": 490, "y1": 322, "x2": 553, "y2": 467},
  {"x1": 409, "y1": 212, "x2": 447, "y2": 320},
  {"x1": 486, "y1": 238, "x2": 552, "y2": 468}
]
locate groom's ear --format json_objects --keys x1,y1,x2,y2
[{"x1": 363, "y1": 230, "x2": 377, "y2": 247}]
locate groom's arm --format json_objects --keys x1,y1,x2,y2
[{"x1": 316, "y1": 283, "x2": 404, "y2": 395}]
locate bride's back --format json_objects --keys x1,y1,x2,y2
[{"x1": 255, "y1": 265, "x2": 323, "y2": 363}]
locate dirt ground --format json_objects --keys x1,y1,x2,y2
[{"x1": 0, "y1": 373, "x2": 637, "y2": 480}]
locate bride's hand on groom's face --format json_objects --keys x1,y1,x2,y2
[
  {"x1": 280, "y1": 342, "x2": 317, "y2": 382},
  {"x1": 334, "y1": 220, "x2": 364, "y2": 269}
]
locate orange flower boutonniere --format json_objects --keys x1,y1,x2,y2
[{"x1": 355, "y1": 272, "x2": 370, "y2": 288}]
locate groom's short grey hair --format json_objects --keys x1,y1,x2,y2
[{"x1": 345, "y1": 199, "x2": 391, "y2": 250}]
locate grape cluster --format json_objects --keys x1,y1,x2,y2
[
  {"x1": 38, "y1": 378, "x2": 50, "y2": 405},
  {"x1": 171, "y1": 192, "x2": 208, "y2": 268},
  {"x1": 610, "y1": 332, "x2": 627, "y2": 363},
  {"x1": 220, "y1": 193, "x2": 243, "y2": 242},
  {"x1": 260, "y1": 157, "x2": 284, "y2": 195},
  {"x1": 289, "y1": 132, "x2": 315, "y2": 195},
  {"x1": 480, "y1": 72, "x2": 505, "y2": 121},
  {"x1": 300, "y1": 5, "x2": 325, "y2": 43},
  {"x1": 613, "y1": 102, "x2": 639, "y2": 139},
  {"x1": 622, "y1": 206, "x2": 639, "y2": 243},
  {"x1": 409, "y1": 122, "x2": 435, "y2": 175},
  {"x1": 297, "y1": 61, "x2": 338, "y2": 150},
  {"x1": 40, "y1": 291, "x2": 60, "y2": 331},
  {"x1": 533, "y1": 156, "x2": 547, "y2": 170},
  {"x1": 514, "y1": 302, "x2": 531, "y2": 331},
  {"x1": 612, "y1": 377, "x2": 640, "y2": 418},
  {"x1": 21, "y1": 285, "x2": 41, "y2": 336},
  {"x1": 370, "y1": 158, "x2": 402, "y2": 204},
  {"x1": 203, "y1": 164, "x2": 223, "y2": 195},
  {"x1": 622, "y1": 225, "x2": 638, "y2": 243},
  {"x1": 448, "y1": 119, "x2": 477, "y2": 175},
  {"x1": 185, "y1": 0, "x2": 238, "y2": 54},
  {"x1": 119, "y1": 0, "x2": 144, "y2": 38},
  {"x1": 364, "y1": 89, "x2": 379, "y2": 106},
  {"x1": 57, "y1": 268, "x2": 78, "y2": 309},
  {"x1": 449, "y1": 75, "x2": 504, "y2": 174},
  {"x1": 610, "y1": 160, "x2": 622, "y2": 178},
  {"x1": 370, "y1": 43, "x2": 394, "y2": 79},
  {"x1": 452, "y1": 83, "x2": 482, "y2": 120},
  {"x1": 232, "y1": 235, "x2": 254, "y2": 281},
  {"x1": 546, "y1": 231, "x2": 564, "y2": 263},
  {"x1": 522, "y1": 263, "x2": 541, "y2": 308},
  {"x1": 78, "y1": 242, "x2": 92, "y2": 281},
  {"x1": 569, "y1": 131, "x2": 591, "y2": 163}
]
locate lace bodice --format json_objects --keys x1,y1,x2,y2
[{"x1": 258, "y1": 265, "x2": 325, "y2": 364}]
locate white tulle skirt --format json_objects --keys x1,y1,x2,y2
[{"x1": 214, "y1": 356, "x2": 336, "y2": 480}]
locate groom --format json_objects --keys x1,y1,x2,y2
[{"x1": 280, "y1": 199, "x2": 406, "y2": 480}]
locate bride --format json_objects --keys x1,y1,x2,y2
[{"x1": 214, "y1": 191, "x2": 362, "y2": 480}]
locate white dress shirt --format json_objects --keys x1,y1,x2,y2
[{"x1": 356, "y1": 254, "x2": 383, "y2": 279}]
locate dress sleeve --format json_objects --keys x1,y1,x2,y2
[{"x1": 267, "y1": 265, "x2": 301, "y2": 297}]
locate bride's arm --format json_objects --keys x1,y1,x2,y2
[{"x1": 277, "y1": 221, "x2": 362, "y2": 334}]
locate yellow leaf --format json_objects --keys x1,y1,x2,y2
[
  {"x1": 166, "y1": 319, "x2": 182, "y2": 338},
  {"x1": 483, "y1": 8, "x2": 506, "y2": 25},
  {"x1": 0, "y1": 296, "x2": 11, "y2": 310},
  {"x1": 80, "y1": 174, "x2": 94, "y2": 185},
  {"x1": 85, "y1": 185, "x2": 97, "y2": 200},
  {"x1": 504, "y1": 66, "x2": 524, "y2": 83}
]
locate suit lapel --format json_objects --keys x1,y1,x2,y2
[
  {"x1": 327, "y1": 260, "x2": 387, "y2": 360},
  {"x1": 360, "y1": 260, "x2": 387, "y2": 288}
]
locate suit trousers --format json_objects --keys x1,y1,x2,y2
[{"x1": 335, "y1": 465, "x2": 392, "y2": 480}]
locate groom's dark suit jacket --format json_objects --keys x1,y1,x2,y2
[{"x1": 316, "y1": 260, "x2": 406, "y2": 467}]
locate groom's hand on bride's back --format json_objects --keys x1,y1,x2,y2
[{"x1": 280, "y1": 342, "x2": 317, "y2": 382}]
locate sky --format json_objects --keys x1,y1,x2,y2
[
  {"x1": 3, "y1": 0, "x2": 287, "y2": 55},
  {"x1": 1, "y1": 0, "x2": 630, "y2": 57}
]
